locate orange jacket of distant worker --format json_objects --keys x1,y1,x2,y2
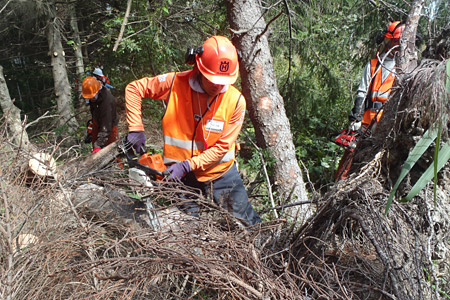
[{"x1": 360, "y1": 58, "x2": 396, "y2": 126}]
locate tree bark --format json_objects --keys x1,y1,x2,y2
[
  {"x1": 75, "y1": 141, "x2": 120, "y2": 177},
  {"x1": 226, "y1": 0, "x2": 311, "y2": 222},
  {"x1": 68, "y1": 0, "x2": 85, "y2": 100},
  {"x1": 398, "y1": 0, "x2": 424, "y2": 73},
  {"x1": 0, "y1": 65, "x2": 30, "y2": 150},
  {"x1": 46, "y1": 0, "x2": 78, "y2": 132}
]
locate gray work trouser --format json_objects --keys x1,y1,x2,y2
[{"x1": 181, "y1": 163, "x2": 261, "y2": 225}]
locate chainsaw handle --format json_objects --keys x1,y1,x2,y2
[
  {"x1": 131, "y1": 160, "x2": 164, "y2": 178},
  {"x1": 119, "y1": 137, "x2": 167, "y2": 179}
]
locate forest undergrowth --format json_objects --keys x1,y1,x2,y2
[{"x1": 1, "y1": 111, "x2": 449, "y2": 300}]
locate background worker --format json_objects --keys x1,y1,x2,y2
[
  {"x1": 92, "y1": 67, "x2": 114, "y2": 89},
  {"x1": 82, "y1": 76, "x2": 119, "y2": 154},
  {"x1": 335, "y1": 21, "x2": 405, "y2": 181},
  {"x1": 125, "y1": 35, "x2": 261, "y2": 225}
]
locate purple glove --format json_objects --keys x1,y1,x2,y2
[
  {"x1": 127, "y1": 131, "x2": 146, "y2": 153},
  {"x1": 166, "y1": 161, "x2": 191, "y2": 181}
]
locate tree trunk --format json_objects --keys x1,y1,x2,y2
[
  {"x1": 68, "y1": 0, "x2": 84, "y2": 100},
  {"x1": 226, "y1": 0, "x2": 311, "y2": 222},
  {"x1": 0, "y1": 65, "x2": 30, "y2": 150},
  {"x1": 113, "y1": 0, "x2": 132, "y2": 52},
  {"x1": 46, "y1": 0, "x2": 78, "y2": 132},
  {"x1": 398, "y1": 0, "x2": 424, "y2": 73}
]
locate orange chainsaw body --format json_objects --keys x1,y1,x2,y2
[{"x1": 138, "y1": 153, "x2": 166, "y2": 180}]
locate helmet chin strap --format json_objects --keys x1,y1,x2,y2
[{"x1": 375, "y1": 38, "x2": 388, "y2": 57}]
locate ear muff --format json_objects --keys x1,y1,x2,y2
[
  {"x1": 376, "y1": 30, "x2": 387, "y2": 44},
  {"x1": 185, "y1": 46, "x2": 204, "y2": 65}
]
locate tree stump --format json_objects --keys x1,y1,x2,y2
[{"x1": 26, "y1": 152, "x2": 58, "y2": 185}]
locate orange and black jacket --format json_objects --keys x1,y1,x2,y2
[{"x1": 89, "y1": 87, "x2": 118, "y2": 148}]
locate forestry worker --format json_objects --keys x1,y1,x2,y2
[
  {"x1": 124, "y1": 35, "x2": 261, "y2": 226},
  {"x1": 335, "y1": 21, "x2": 405, "y2": 181},
  {"x1": 82, "y1": 76, "x2": 119, "y2": 154}
]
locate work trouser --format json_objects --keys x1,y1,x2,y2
[
  {"x1": 181, "y1": 163, "x2": 262, "y2": 225},
  {"x1": 91, "y1": 119, "x2": 119, "y2": 148}
]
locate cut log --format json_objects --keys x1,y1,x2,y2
[
  {"x1": 77, "y1": 141, "x2": 120, "y2": 176},
  {"x1": 12, "y1": 234, "x2": 39, "y2": 253},
  {"x1": 27, "y1": 152, "x2": 58, "y2": 185}
]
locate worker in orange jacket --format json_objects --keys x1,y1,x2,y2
[
  {"x1": 335, "y1": 21, "x2": 405, "y2": 181},
  {"x1": 125, "y1": 36, "x2": 261, "y2": 225}
]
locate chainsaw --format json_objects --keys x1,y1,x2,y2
[
  {"x1": 84, "y1": 119, "x2": 93, "y2": 144},
  {"x1": 334, "y1": 129, "x2": 359, "y2": 150},
  {"x1": 118, "y1": 137, "x2": 169, "y2": 229},
  {"x1": 118, "y1": 137, "x2": 167, "y2": 180},
  {"x1": 334, "y1": 123, "x2": 374, "y2": 150}
]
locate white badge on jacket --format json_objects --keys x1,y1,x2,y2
[{"x1": 205, "y1": 119, "x2": 224, "y2": 132}]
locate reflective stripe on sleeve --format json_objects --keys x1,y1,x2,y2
[{"x1": 163, "y1": 148, "x2": 235, "y2": 166}]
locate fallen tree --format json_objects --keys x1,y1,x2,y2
[
  {"x1": 1, "y1": 55, "x2": 449, "y2": 298},
  {"x1": 289, "y1": 45, "x2": 450, "y2": 300}
]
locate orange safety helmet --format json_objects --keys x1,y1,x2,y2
[
  {"x1": 384, "y1": 21, "x2": 405, "y2": 39},
  {"x1": 82, "y1": 76, "x2": 101, "y2": 99},
  {"x1": 196, "y1": 36, "x2": 239, "y2": 85}
]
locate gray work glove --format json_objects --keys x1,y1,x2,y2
[{"x1": 349, "y1": 121, "x2": 362, "y2": 132}]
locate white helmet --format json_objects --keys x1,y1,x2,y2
[{"x1": 93, "y1": 67, "x2": 104, "y2": 77}]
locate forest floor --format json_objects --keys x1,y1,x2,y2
[{"x1": 2, "y1": 75, "x2": 450, "y2": 299}]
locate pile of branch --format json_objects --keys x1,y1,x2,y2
[
  {"x1": 0, "y1": 117, "x2": 314, "y2": 300},
  {"x1": 285, "y1": 58, "x2": 450, "y2": 300},
  {"x1": 288, "y1": 172, "x2": 440, "y2": 299},
  {"x1": 2, "y1": 58, "x2": 450, "y2": 300}
]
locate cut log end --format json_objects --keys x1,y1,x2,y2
[{"x1": 27, "y1": 152, "x2": 58, "y2": 184}]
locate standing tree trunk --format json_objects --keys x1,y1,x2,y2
[
  {"x1": 0, "y1": 65, "x2": 30, "y2": 150},
  {"x1": 68, "y1": 0, "x2": 84, "y2": 100},
  {"x1": 226, "y1": 0, "x2": 311, "y2": 222},
  {"x1": 46, "y1": 0, "x2": 78, "y2": 132},
  {"x1": 113, "y1": 0, "x2": 132, "y2": 52}
]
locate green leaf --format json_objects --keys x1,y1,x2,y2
[
  {"x1": 385, "y1": 127, "x2": 438, "y2": 214},
  {"x1": 401, "y1": 141, "x2": 450, "y2": 202},
  {"x1": 433, "y1": 123, "x2": 441, "y2": 204}
]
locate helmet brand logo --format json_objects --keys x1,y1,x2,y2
[{"x1": 219, "y1": 61, "x2": 229, "y2": 73}]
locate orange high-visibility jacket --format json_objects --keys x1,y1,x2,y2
[
  {"x1": 125, "y1": 70, "x2": 246, "y2": 182},
  {"x1": 361, "y1": 58, "x2": 396, "y2": 125}
]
